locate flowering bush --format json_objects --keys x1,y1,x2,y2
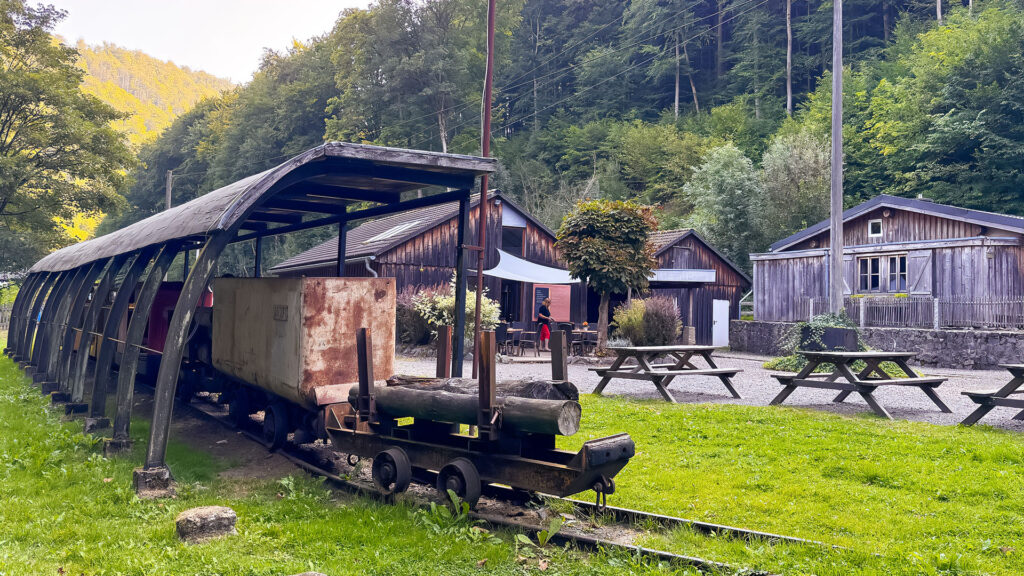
[
  {"x1": 396, "y1": 286, "x2": 435, "y2": 345},
  {"x1": 413, "y1": 274, "x2": 501, "y2": 346}
]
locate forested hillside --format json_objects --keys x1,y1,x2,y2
[
  {"x1": 112, "y1": 0, "x2": 1024, "y2": 273},
  {"x1": 75, "y1": 42, "x2": 233, "y2": 145}
]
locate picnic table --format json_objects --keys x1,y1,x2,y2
[
  {"x1": 769, "y1": 350, "x2": 949, "y2": 420},
  {"x1": 590, "y1": 345, "x2": 742, "y2": 402},
  {"x1": 960, "y1": 364, "x2": 1024, "y2": 425}
]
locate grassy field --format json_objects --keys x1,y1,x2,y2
[
  {"x1": 565, "y1": 396, "x2": 1024, "y2": 575},
  {"x1": 0, "y1": 349, "x2": 692, "y2": 576}
]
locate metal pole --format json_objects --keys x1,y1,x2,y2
[
  {"x1": 254, "y1": 236, "x2": 263, "y2": 278},
  {"x1": 452, "y1": 195, "x2": 470, "y2": 377},
  {"x1": 829, "y1": 0, "x2": 845, "y2": 314},
  {"x1": 337, "y1": 221, "x2": 348, "y2": 277},
  {"x1": 165, "y1": 170, "x2": 173, "y2": 210},
  {"x1": 472, "y1": 0, "x2": 496, "y2": 379}
]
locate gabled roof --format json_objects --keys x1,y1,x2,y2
[
  {"x1": 770, "y1": 194, "x2": 1024, "y2": 252},
  {"x1": 29, "y1": 142, "x2": 495, "y2": 273},
  {"x1": 269, "y1": 190, "x2": 551, "y2": 274},
  {"x1": 650, "y1": 228, "x2": 752, "y2": 285}
]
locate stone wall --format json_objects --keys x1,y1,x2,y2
[{"x1": 730, "y1": 320, "x2": 1024, "y2": 370}]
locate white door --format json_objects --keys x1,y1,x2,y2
[{"x1": 712, "y1": 299, "x2": 730, "y2": 347}]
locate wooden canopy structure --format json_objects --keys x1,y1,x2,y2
[{"x1": 4, "y1": 142, "x2": 494, "y2": 487}]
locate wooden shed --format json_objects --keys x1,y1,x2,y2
[
  {"x1": 752, "y1": 195, "x2": 1024, "y2": 325},
  {"x1": 269, "y1": 191, "x2": 585, "y2": 323}
]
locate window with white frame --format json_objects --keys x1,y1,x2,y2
[
  {"x1": 868, "y1": 219, "x2": 883, "y2": 238},
  {"x1": 888, "y1": 255, "x2": 907, "y2": 291}
]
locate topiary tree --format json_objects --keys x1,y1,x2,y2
[{"x1": 556, "y1": 199, "x2": 658, "y2": 352}]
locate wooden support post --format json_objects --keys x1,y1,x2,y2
[
  {"x1": 143, "y1": 232, "x2": 230, "y2": 474},
  {"x1": 56, "y1": 261, "x2": 107, "y2": 391},
  {"x1": 71, "y1": 254, "x2": 131, "y2": 405},
  {"x1": 41, "y1": 266, "x2": 89, "y2": 381},
  {"x1": 451, "y1": 193, "x2": 470, "y2": 377},
  {"x1": 336, "y1": 220, "x2": 347, "y2": 277},
  {"x1": 30, "y1": 270, "x2": 73, "y2": 374},
  {"x1": 5, "y1": 273, "x2": 39, "y2": 356},
  {"x1": 551, "y1": 330, "x2": 568, "y2": 382},
  {"x1": 90, "y1": 247, "x2": 158, "y2": 419},
  {"x1": 254, "y1": 236, "x2": 263, "y2": 278},
  {"x1": 436, "y1": 325, "x2": 452, "y2": 378},
  {"x1": 478, "y1": 330, "x2": 497, "y2": 441},
  {"x1": 111, "y1": 243, "x2": 179, "y2": 446},
  {"x1": 20, "y1": 272, "x2": 57, "y2": 365},
  {"x1": 859, "y1": 297, "x2": 866, "y2": 328},
  {"x1": 932, "y1": 298, "x2": 940, "y2": 330},
  {"x1": 356, "y1": 327, "x2": 375, "y2": 421}
]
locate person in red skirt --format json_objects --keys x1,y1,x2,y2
[{"x1": 537, "y1": 297, "x2": 553, "y2": 351}]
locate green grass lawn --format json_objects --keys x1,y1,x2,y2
[
  {"x1": 564, "y1": 396, "x2": 1024, "y2": 575},
  {"x1": 0, "y1": 350, "x2": 690, "y2": 576}
]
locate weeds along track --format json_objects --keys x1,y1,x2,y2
[{"x1": 177, "y1": 393, "x2": 838, "y2": 575}]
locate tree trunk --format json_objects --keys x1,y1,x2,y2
[
  {"x1": 597, "y1": 291, "x2": 610, "y2": 353},
  {"x1": 437, "y1": 108, "x2": 448, "y2": 153},
  {"x1": 674, "y1": 35, "x2": 680, "y2": 121},
  {"x1": 716, "y1": 0, "x2": 726, "y2": 81},
  {"x1": 682, "y1": 41, "x2": 700, "y2": 113},
  {"x1": 882, "y1": 0, "x2": 890, "y2": 44},
  {"x1": 354, "y1": 386, "x2": 582, "y2": 436},
  {"x1": 936, "y1": 0, "x2": 942, "y2": 25},
  {"x1": 386, "y1": 375, "x2": 579, "y2": 401},
  {"x1": 786, "y1": 0, "x2": 793, "y2": 116}
]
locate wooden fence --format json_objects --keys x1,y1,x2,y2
[
  {"x1": 0, "y1": 304, "x2": 11, "y2": 331},
  {"x1": 803, "y1": 296, "x2": 1024, "y2": 330}
]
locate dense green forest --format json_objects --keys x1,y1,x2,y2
[
  {"x1": 4, "y1": 0, "x2": 1023, "y2": 276},
  {"x1": 76, "y1": 42, "x2": 234, "y2": 146},
  {"x1": 108, "y1": 0, "x2": 1024, "y2": 274}
]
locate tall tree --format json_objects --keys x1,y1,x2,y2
[
  {"x1": 0, "y1": 0, "x2": 132, "y2": 273},
  {"x1": 556, "y1": 199, "x2": 657, "y2": 351}
]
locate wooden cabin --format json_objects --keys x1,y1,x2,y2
[
  {"x1": 271, "y1": 199, "x2": 752, "y2": 344},
  {"x1": 645, "y1": 229, "x2": 752, "y2": 345},
  {"x1": 752, "y1": 195, "x2": 1024, "y2": 323},
  {"x1": 269, "y1": 191, "x2": 585, "y2": 324}
]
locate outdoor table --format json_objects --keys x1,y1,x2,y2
[
  {"x1": 769, "y1": 351, "x2": 949, "y2": 420},
  {"x1": 590, "y1": 345, "x2": 742, "y2": 402},
  {"x1": 960, "y1": 364, "x2": 1024, "y2": 425}
]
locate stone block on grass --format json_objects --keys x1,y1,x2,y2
[{"x1": 175, "y1": 506, "x2": 237, "y2": 543}]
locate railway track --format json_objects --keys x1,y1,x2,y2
[{"x1": 172, "y1": 393, "x2": 843, "y2": 575}]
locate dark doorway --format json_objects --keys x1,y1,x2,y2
[{"x1": 500, "y1": 280, "x2": 522, "y2": 322}]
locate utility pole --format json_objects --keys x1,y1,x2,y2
[
  {"x1": 829, "y1": 0, "x2": 844, "y2": 314},
  {"x1": 472, "y1": 0, "x2": 496, "y2": 378},
  {"x1": 165, "y1": 170, "x2": 173, "y2": 210}
]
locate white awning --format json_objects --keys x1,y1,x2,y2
[
  {"x1": 483, "y1": 250, "x2": 577, "y2": 284},
  {"x1": 650, "y1": 269, "x2": 716, "y2": 283}
]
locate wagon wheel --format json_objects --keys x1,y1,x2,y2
[
  {"x1": 372, "y1": 448, "x2": 412, "y2": 495},
  {"x1": 263, "y1": 402, "x2": 290, "y2": 450},
  {"x1": 228, "y1": 388, "x2": 251, "y2": 427},
  {"x1": 437, "y1": 458, "x2": 481, "y2": 508}
]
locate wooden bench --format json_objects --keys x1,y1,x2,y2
[
  {"x1": 591, "y1": 345, "x2": 743, "y2": 402},
  {"x1": 961, "y1": 364, "x2": 1024, "y2": 425},
  {"x1": 769, "y1": 351, "x2": 950, "y2": 419}
]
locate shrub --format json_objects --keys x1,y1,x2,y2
[
  {"x1": 762, "y1": 312, "x2": 905, "y2": 376},
  {"x1": 396, "y1": 286, "x2": 434, "y2": 345},
  {"x1": 612, "y1": 296, "x2": 681, "y2": 346},
  {"x1": 413, "y1": 274, "x2": 501, "y2": 346}
]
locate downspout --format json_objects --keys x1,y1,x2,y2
[{"x1": 362, "y1": 256, "x2": 378, "y2": 278}]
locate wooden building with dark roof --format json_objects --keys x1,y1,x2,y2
[
  {"x1": 271, "y1": 198, "x2": 752, "y2": 344},
  {"x1": 751, "y1": 194, "x2": 1024, "y2": 323}
]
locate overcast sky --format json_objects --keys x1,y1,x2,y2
[{"x1": 50, "y1": 0, "x2": 371, "y2": 83}]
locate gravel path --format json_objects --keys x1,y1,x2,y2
[{"x1": 395, "y1": 351, "x2": 1024, "y2": 432}]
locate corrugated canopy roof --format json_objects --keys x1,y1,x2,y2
[{"x1": 30, "y1": 142, "x2": 495, "y2": 273}]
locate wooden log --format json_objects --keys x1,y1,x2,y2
[
  {"x1": 386, "y1": 374, "x2": 579, "y2": 401},
  {"x1": 350, "y1": 386, "x2": 581, "y2": 436}
]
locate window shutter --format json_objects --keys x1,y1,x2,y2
[
  {"x1": 907, "y1": 250, "x2": 934, "y2": 295},
  {"x1": 842, "y1": 254, "x2": 855, "y2": 295}
]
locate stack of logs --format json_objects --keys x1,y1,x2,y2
[{"x1": 349, "y1": 375, "x2": 581, "y2": 436}]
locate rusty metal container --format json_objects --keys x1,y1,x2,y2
[{"x1": 212, "y1": 277, "x2": 395, "y2": 410}]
